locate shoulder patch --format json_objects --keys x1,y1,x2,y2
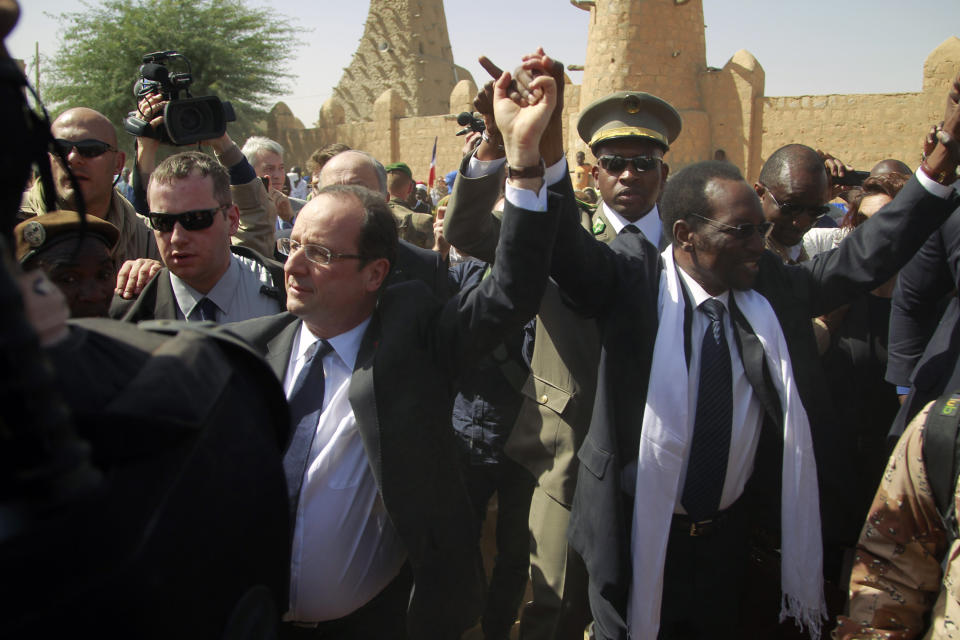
[{"x1": 592, "y1": 218, "x2": 606, "y2": 235}]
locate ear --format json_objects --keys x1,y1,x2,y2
[
  {"x1": 591, "y1": 164, "x2": 599, "y2": 182},
  {"x1": 226, "y1": 204, "x2": 240, "y2": 235},
  {"x1": 363, "y1": 257, "x2": 391, "y2": 292},
  {"x1": 753, "y1": 182, "x2": 765, "y2": 198},
  {"x1": 660, "y1": 162, "x2": 670, "y2": 190},
  {"x1": 673, "y1": 218, "x2": 695, "y2": 251},
  {"x1": 114, "y1": 151, "x2": 127, "y2": 175}
]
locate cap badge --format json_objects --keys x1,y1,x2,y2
[
  {"x1": 624, "y1": 94, "x2": 642, "y2": 115},
  {"x1": 22, "y1": 221, "x2": 46, "y2": 248}
]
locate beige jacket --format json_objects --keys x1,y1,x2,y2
[
  {"x1": 389, "y1": 199, "x2": 435, "y2": 250},
  {"x1": 21, "y1": 181, "x2": 160, "y2": 265}
]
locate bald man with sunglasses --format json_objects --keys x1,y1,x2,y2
[
  {"x1": 20, "y1": 107, "x2": 161, "y2": 266},
  {"x1": 109, "y1": 150, "x2": 285, "y2": 324}
]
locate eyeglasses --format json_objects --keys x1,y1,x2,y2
[
  {"x1": 597, "y1": 154, "x2": 662, "y2": 173},
  {"x1": 277, "y1": 237, "x2": 366, "y2": 265},
  {"x1": 53, "y1": 138, "x2": 117, "y2": 158},
  {"x1": 691, "y1": 213, "x2": 773, "y2": 239},
  {"x1": 147, "y1": 205, "x2": 229, "y2": 232},
  {"x1": 762, "y1": 186, "x2": 831, "y2": 219}
]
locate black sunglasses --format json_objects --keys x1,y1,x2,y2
[
  {"x1": 597, "y1": 154, "x2": 662, "y2": 173},
  {"x1": 691, "y1": 213, "x2": 773, "y2": 239},
  {"x1": 762, "y1": 186, "x2": 831, "y2": 219},
  {"x1": 53, "y1": 138, "x2": 117, "y2": 159},
  {"x1": 147, "y1": 205, "x2": 229, "y2": 233}
]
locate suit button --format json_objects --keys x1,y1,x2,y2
[{"x1": 539, "y1": 394, "x2": 548, "y2": 404}]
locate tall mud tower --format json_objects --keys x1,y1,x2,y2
[
  {"x1": 574, "y1": 0, "x2": 722, "y2": 168},
  {"x1": 331, "y1": 0, "x2": 460, "y2": 122}
]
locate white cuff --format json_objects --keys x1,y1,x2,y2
[
  {"x1": 466, "y1": 154, "x2": 506, "y2": 179},
  {"x1": 916, "y1": 166, "x2": 957, "y2": 198},
  {"x1": 505, "y1": 182, "x2": 547, "y2": 212},
  {"x1": 545, "y1": 159, "x2": 568, "y2": 187}
]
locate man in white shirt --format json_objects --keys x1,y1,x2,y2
[{"x1": 225, "y1": 67, "x2": 561, "y2": 638}]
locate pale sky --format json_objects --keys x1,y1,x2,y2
[{"x1": 11, "y1": 1, "x2": 960, "y2": 127}]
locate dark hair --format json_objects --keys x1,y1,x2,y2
[
  {"x1": 315, "y1": 184, "x2": 397, "y2": 271},
  {"x1": 840, "y1": 172, "x2": 907, "y2": 229},
  {"x1": 758, "y1": 143, "x2": 825, "y2": 191},
  {"x1": 660, "y1": 161, "x2": 744, "y2": 235},
  {"x1": 150, "y1": 151, "x2": 231, "y2": 206}
]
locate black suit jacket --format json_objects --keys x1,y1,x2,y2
[
  {"x1": 546, "y1": 175, "x2": 958, "y2": 639},
  {"x1": 222, "y1": 196, "x2": 559, "y2": 638},
  {"x1": 886, "y1": 205, "x2": 960, "y2": 435}
]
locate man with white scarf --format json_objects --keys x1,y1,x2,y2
[{"x1": 512, "y1": 51, "x2": 960, "y2": 639}]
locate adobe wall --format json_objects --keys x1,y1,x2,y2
[{"x1": 759, "y1": 37, "x2": 960, "y2": 178}]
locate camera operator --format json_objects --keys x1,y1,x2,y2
[
  {"x1": 116, "y1": 91, "x2": 279, "y2": 297},
  {"x1": 20, "y1": 107, "x2": 161, "y2": 266}
]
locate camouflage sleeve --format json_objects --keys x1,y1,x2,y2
[{"x1": 833, "y1": 403, "x2": 949, "y2": 639}]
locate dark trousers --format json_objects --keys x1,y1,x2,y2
[
  {"x1": 657, "y1": 505, "x2": 751, "y2": 640},
  {"x1": 279, "y1": 564, "x2": 413, "y2": 640},
  {"x1": 462, "y1": 456, "x2": 536, "y2": 640}
]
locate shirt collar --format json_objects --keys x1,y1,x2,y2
[
  {"x1": 602, "y1": 200, "x2": 662, "y2": 243},
  {"x1": 170, "y1": 254, "x2": 239, "y2": 318},
  {"x1": 675, "y1": 262, "x2": 730, "y2": 312},
  {"x1": 297, "y1": 315, "x2": 371, "y2": 371}
]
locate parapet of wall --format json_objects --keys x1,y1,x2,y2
[{"x1": 761, "y1": 37, "x2": 960, "y2": 175}]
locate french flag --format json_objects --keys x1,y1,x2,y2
[{"x1": 427, "y1": 136, "x2": 437, "y2": 188}]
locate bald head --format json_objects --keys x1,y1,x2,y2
[
  {"x1": 48, "y1": 107, "x2": 124, "y2": 219},
  {"x1": 756, "y1": 144, "x2": 828, "y2": 248},
  {"x1": 870, "y1": 158, "x2": 912, "y2": 178},
  {"x1": 52, "y1": 108, "x2": 119, "y2": 148},
  {"x1": 319, "y1": 150, "x2": 388, "y2": 200},
  {"x1": 758, "y1": 144, "x2": 826, "y2": 191}
]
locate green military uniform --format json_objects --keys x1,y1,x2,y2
[
  {"x1": 388, "y1": 197, "x2": 435, "y2": 250},
  {"x1": 443, "y1": 91, "x2": 681, "y2": 640}
]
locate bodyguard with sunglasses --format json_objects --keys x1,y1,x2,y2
[
  {"x1": 110, "y1": 151, "x2": 284, "y2": 324},
  {"x1": 20, "y1": 107, "x2": 161, "y2": 266}
]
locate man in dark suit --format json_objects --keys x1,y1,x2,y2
[
  {"x1": 443, "y1": 67, "x2": 680, "y2": 640},
  {"x1": 530, "y1": 57, "x2": 960, "y2": 636},
  {"x1": 224, "y1": 68, "x2": 560, "y2": 639},
  {"x1": 109, "y1": 150, "x2": 285, "y2": 323}
]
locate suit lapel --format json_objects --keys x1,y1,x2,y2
[
  {"x1": 265, "y1": 318, "x2": 301, "y2": 382},
  {"x1": 348, "y1": 311, "x2": 384, "y2": 489},
  {"x1": 728, "y1": 295, "x2": 783, "y2": 428}
]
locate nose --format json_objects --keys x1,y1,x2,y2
[{"x1": 169, "y1": 221, "x2": 189, "y2": 244}]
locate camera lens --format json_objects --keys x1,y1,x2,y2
[{"x1": 177, "y1": 106, "x2": 203, "y2": 133}]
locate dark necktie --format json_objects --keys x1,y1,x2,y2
[
  {"x1": 621, "y1": 224, "x2": 640, "y2": 235},
  {"x1": 283, "y1": 339, "x2": 334, "y2": 522},
  {"x1": 682, "y1": 298, "x2": 733, "y2": 522},
  {"x1": 196, "y1": 297, "x2": 218, "y2": 322}
]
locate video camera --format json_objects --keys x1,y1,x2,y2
[
  {"x1": 123, "y1": 51, "x2": 236, "y2": 145},
  {"x1": 455, "y1": 111, "x2": 485, "y2": 136}
]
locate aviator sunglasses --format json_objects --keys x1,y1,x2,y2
[
  {"x1": 148, "y1": 205, "x2": 230, "y2": 233},
  {"x1": 690, "y1": 213, "x2": 773, "y2": 239},
  {"x1": 597, "y1": 154, "x2": 662, "y2": 173},
  {"x1": 53, "y1": 138, "x2": 117, "y2": 158}
]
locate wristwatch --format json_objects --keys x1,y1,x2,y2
[{"x1": 506, "y1": 159, "x2": 545, "y2": 179}]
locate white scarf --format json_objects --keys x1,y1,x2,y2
[{"x1": 626, "y1": 247, "x2": 826, "y2": 639}]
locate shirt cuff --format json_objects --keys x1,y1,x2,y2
[
  {"x1": 916, "y1": 166, "x2": 957, "y2": 198},
  {"x1": 505, "y1": 182, "x2": 547, "y2": 212},
  {"x1": 466, "y1": 154, "x2": 506, "y2": 179},
  {"x1": 545, "y1": 159, "x2": 568, "y2": 187}
]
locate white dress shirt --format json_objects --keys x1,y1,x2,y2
[
  {"x1": 673, "y1": 266, "x2": 766, "y2": 513},
  {"x1": 601, "y1": 200, "x2": 663, "y2": 247},
  {"x1": 282, "y1": 318, "x2": 406, "y2": 622}
]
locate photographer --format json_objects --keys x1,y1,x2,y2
[{"x1": 241, "y1": 136, "x2": 306, "y2": 233}]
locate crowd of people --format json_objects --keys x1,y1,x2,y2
[{"x1": 5, "y1": 3, "x2": 960, "y2": 636}]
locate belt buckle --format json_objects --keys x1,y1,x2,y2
[{"x1": 689, "y1": 518, "x2": 713, "y2": 536}]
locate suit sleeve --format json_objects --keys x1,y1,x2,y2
[
  {"x1": 442, "y1": 153, "x2": 504, "y2": 263},
  {"x1": 886, "y1": 218, "x2": 957, "y2": 386},
  {"x1": 797, "y1": 176, "x2": 960, "y2": 318},
  {"x1": 833, "y1": 403, "x2": 948, "y2": 640}
]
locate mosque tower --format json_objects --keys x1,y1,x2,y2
[{"x1": 329, "y1": 0, "x2": 471, "y2": 122}]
